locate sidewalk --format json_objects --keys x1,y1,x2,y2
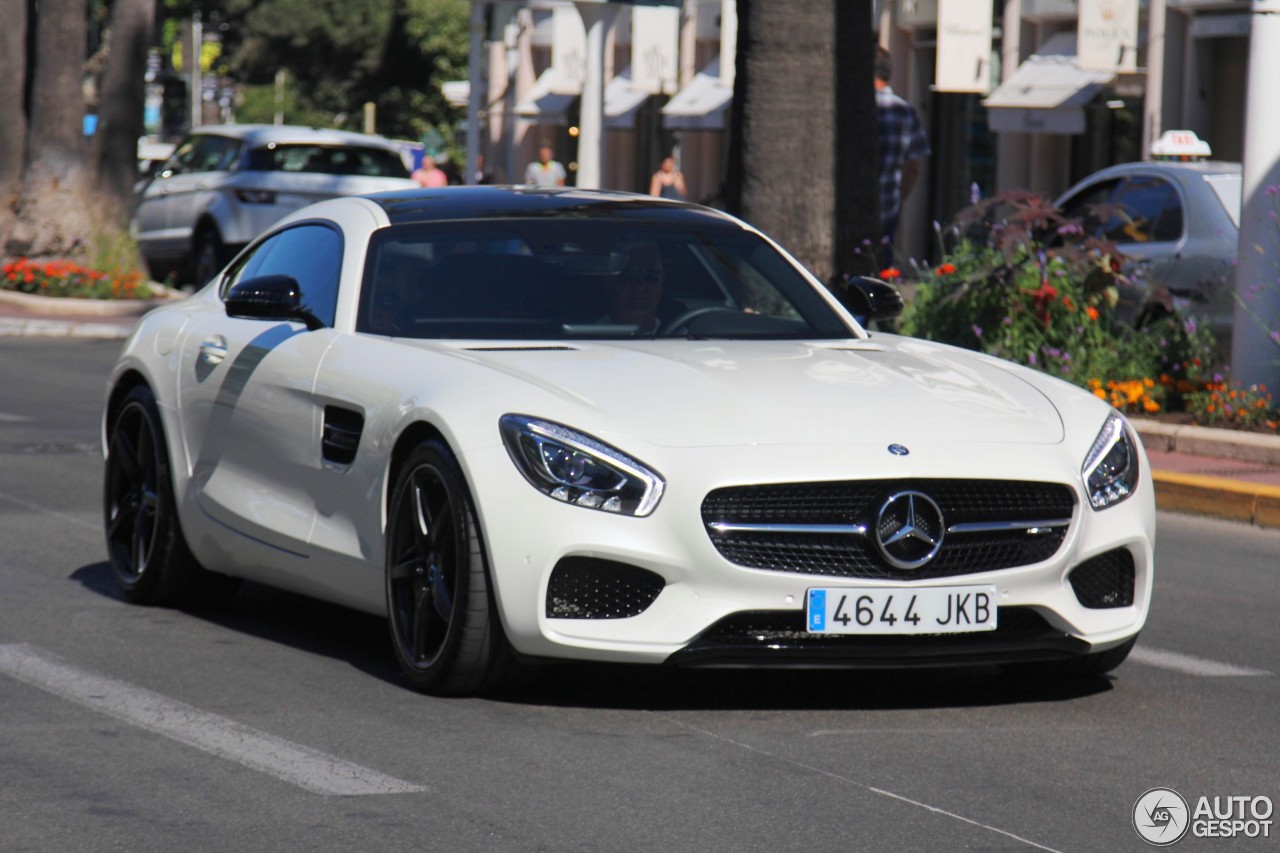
[{"x1": 5, "y1": 293, "x2": 1280, "y2": 529}]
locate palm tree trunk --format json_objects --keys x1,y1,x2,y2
[
  {"x1": 93, "y1": 0, "x2": 156, "y2": 215},
  {"x1": 727, "y1": 0, "x2": 880, "y2": 284}
]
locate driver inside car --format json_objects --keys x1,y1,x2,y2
[{"x1": 602, "y1": 242, "x2": 665, "y2": 333}]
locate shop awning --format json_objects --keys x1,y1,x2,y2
[
  {"x1": 661, "y1": 57, "x2": 732, "y2": 131},
  {"x1": 605, "y1": 68, "x2": 650, "y2": 130},
  {"x1": 982, "y1": 33, "x2": 1114, "y2": 135},
  {"x1": 515, "y1": 68, "x2": 578, "y2": 125}
]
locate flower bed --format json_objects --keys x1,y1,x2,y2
[{"x1": 2, "y1": 257, "x2": 154, "y2": 301}]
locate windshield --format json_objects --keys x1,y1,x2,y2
[
  {"x1": 245, "y1": 144, "x2": 410, "y2": 178},
  {"x1": 357, "y1": 219, "x2": 854, "y2": 340}
]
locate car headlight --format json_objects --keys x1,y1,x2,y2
[
  {"x1": 1082, "y1": 413, "x2": 1140, "y2": 510},
  {"x1": 499, "y1": 415, "x2": 664, "y2": 517}
]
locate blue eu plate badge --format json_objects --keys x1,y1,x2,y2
[{"x1": 808, "y1": 589, "x2": 826, "y2": 632}]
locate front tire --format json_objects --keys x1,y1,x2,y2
[
  {"x1": 104, "y1": 385, "x2": 238, "y2": 607},
  {"x1": 386, "y1": 441, "x2": 516, "y2": 695}
]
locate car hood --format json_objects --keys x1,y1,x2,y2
[{"x1": 442, "y1": 336, "x2": 1065, "y2": 449}]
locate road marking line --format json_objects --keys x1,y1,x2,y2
[
  {"x1": 666, "y1": 716, "x2": 1062, "y2": 852},
  {"x1": 0, "y1": 488, "x2": 100, "y2": 532},
  {"x1": 0, "y1": 644, "x2": 425, "y2": 796},
  {"x1": 1131, "y1": 646, "x2": 1270, "y2": 677}
]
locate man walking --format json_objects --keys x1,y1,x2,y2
[{"x1": 875, "y1": 47, "x2": 929, "y2": 257}]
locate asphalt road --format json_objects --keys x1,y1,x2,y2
[{"x1": 1, "y1": 337, "x2": 1276, "y2": 852}]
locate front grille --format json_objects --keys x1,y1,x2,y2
[
  {"x1": 1069, "y1": 549, "x2": 1135, "y2": 608},
  {"x1": 546, "y1": 557, "x2": 665, "y2": 619},
  {"x1": 667, "y1": 606, "x2": 1087, "y2": 667},
  {"x1": 702, "y1": 479, "x2": 1075, "y2": 580}
]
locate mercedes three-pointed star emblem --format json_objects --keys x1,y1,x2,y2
[{"x1": 874, "y1": 491, "x2": 945, "y2": 569}]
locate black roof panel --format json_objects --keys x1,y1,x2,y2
[{"x1": 364, "y1": 185, "x2": 739, "y2": 227}]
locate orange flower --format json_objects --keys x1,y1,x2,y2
[
  {"x1": 935, "y1": 263, "x2": 957, "y2": 275},
  {"x1": 879, "y1": 268, "x2": 901, "y2": 280},
  {"x1": 1086, "y1": 306, "x2": 1099, "y2": 321}
]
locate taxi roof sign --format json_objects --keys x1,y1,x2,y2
[{"x1": 1151, "y1": 130, "x2": 1212, "y2": 161}]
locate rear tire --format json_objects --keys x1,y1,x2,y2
[
  {"x1": 104, "y1": 385, "x2": 240, "y2": 608},
  {"x1": 385, "y1": 441, "x2": 519, "y2": 695}
]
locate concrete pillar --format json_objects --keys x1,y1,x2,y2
[
  {"x1": 996, "y1": 0, "x2": 1032, "y2": 193},
  {"x1": 1230, "y1": 0, "x2": 1280, "y2": 387},
  {"x1": 574, "y1": 2, "x2": 620, "y2": 189},
  {"x1": 465, "y1": 1, "x2": 487, "y2": 184},
  {"x1": 1143, "y1": 0, "x2": 1166, "y2": 159}
]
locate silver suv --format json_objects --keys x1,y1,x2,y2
[{"x1": 132, "y1": 125, "x2": 419, "y2": 286}]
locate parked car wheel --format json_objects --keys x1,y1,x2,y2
[
  {"x1": 192, "y1": 226, "x2": 226, "y2": 287},
  {"x1": 104, "y1": 386, "x2": 239, "y2": 607},
  {"x1": 386, "y1": 441, "x2": 514, "y2": 695}
]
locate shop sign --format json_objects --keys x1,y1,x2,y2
[
  {"x1": 1078, "y1": 0, "x2": 1140, "y2": 73},
  {"x1": 632, "y1": 5, "x2": 679, "y2": 95},
  {"x1": 936, "y1": 0, "x2": 992, "y2": 93}
]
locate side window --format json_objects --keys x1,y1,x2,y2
[
  {"x1": 1107, "y1": 177, "x2": 1183, "y2": 244},
  {"x1": 1059, "y1": 179, "x2": 1119, "y2": 240},
  {"x1": 171, "y1": 136, "x2": 240, "y2": 174},
  {"x1": 221, "y1": 224, "x2": 344, "y2": 327}
]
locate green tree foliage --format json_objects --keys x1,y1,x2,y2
[{"x1": 183, "y1": 0, "x2": 467, "y2": 145}]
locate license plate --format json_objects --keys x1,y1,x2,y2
[{"x1": 806, "y1": 585, "x2": 997, "y2": 635}]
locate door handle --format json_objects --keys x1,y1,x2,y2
[{"x1": 198, "y1": 336, "x2": 228, "y2": 366}]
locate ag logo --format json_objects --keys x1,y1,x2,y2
[{"x1": 1133, "y1": 787, "x2": 1190, "y2": 846}]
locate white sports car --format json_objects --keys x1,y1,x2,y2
[{"x1": 103, "y1": 187, "x2": 1155, "y2": 695}]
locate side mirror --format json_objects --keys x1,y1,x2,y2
[
  {"x1": 225, "y1": 274, "x2": 325, "y2": 330},
  {"x1": 832, "y1": 276, "x2": 904, "y2": 324}
]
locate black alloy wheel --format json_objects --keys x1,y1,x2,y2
[
  {"x1": 386, "y1": 441, "x2": 514, "y2": 695},
  {"x1": 104, "y1": 385, "x2": 237, "y2": 607}
]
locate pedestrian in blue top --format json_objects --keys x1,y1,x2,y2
[{"x1": 875, "y1": 46, "x2": 930, "y2": 260}]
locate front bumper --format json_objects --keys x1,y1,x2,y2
[{"x1": 463, "y1": 440, "x2": 1156, "y2": 668}]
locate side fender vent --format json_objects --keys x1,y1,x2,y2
[{"x1": 322, "y1": 406, "x2": 364, "y2": 465}]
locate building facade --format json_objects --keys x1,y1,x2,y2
[{"x1": 461, "y1": 0, "x2": 1254, "y2": 264}]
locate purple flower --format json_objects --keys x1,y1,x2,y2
[
  {"x1": 972, "y1": 324, "x2": 983, "y2": 338},
  {"x1": 1271, "y1": 331, "x2": 1280, "y2": 345},
  {"x1": 1267, "y1": 185, "x2": 1280, "y2": 197},
  {"x1": 1029, "y1": 353, "x2": 1038, "y2": 366},
  {"x1": 970, "y1": 183, "x2": 981, "y2": 206},
  {"x1": 1185, "y1": 319, "x2": 1197, "y2": 336},
  {"x1": 1002, "y1": 316, "x2": 1013, "y2": 326},
  {"x1": 1214, "y1": 373, "x2": 1225, "y2": 383}
]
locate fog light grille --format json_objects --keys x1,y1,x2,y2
[
  {"x1": 546, "y1": 557, "x2": 665, "y2": 619},
  {"x1": 1068, "y1": 549, "x2": 1135, "y2": 608}
]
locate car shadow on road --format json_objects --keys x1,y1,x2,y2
[{"x1": 71, "y1": 562, "x2": 1116, "y2": 711}]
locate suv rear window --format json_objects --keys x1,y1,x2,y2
[{"x1": 245, "y1": 144, "x2": 410, "y2": 178}]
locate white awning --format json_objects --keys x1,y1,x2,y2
[
  {"x1": 515, "y1": 68, "x2": 578, "y2": 125},
  {"x1": 605, "y1": 68, "x2": 650, "y2": 130},
  {"x1": 661, "y1": 57, "x2": 732, "y2": 131},
  {"x1": 983, "y1": 33, "x2": 1114, "y2": 135}
]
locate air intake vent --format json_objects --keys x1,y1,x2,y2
[
  {"x1": 1068, "y1": 549, "x2": 1135, "y2": 608},
  {"x1": 322, "y1": 406, "x2": 364, "y2": 465},
  {"x1": 546, "y1": 558, "x2": 665, "y2": 619}
]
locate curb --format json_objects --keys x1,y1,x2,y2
[
  {"x1": 1133, "y1": 419, "x2": 1280, "y2": 529},
  {"x1": 1132, "y1": 418, "x2": 1280, "y2": 467},
  {"x1": 1151, "y1": 470, "x2": 1280, "y2": 528},
  {"x1": 0, "y1": 316, "x2": 134, "y2": 339}
]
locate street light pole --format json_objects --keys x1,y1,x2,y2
[{"x1": 1230, "y1": 0, "x2": 1280, "y2": 388}]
